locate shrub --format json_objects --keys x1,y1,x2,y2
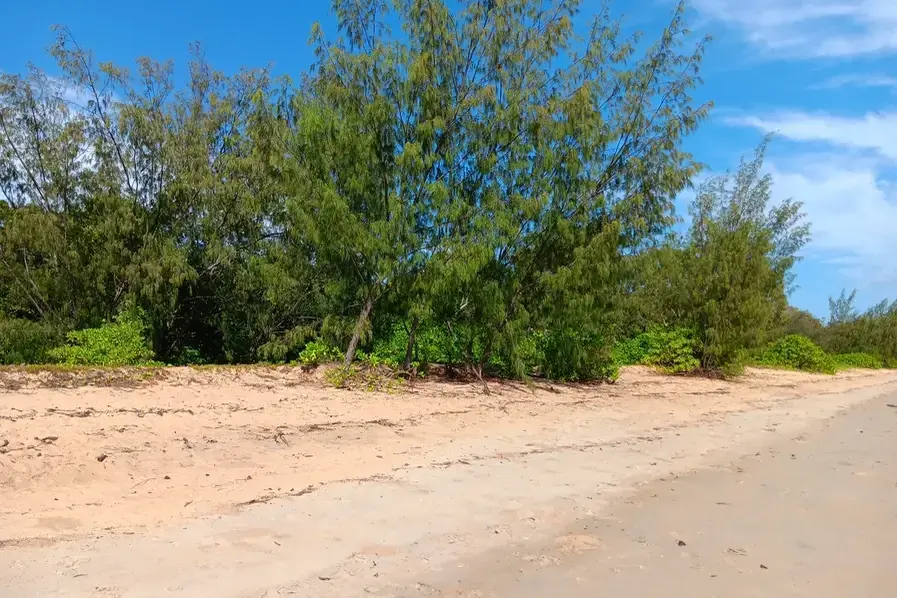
[
  {"x1": 415, "y1": 324, "x2": 456, "y2": 366},
  {"x1": 0, "y1": 318, "x2": 62, "y2": 364},
  {"x1": 324, "y1": 363, "x2": 406, "y2": 392},
  {"x1": 780, "y1": 307, "x2": 824, "y2": 343},
  {"x1": 356, "y1": 349, "x2": 401, "y2": 369},
  {"x1": 48, "y1": 312, "x2": 157, "y2": 366},
  {"x1": 257, "y1": 325, "x2": 316, "y2": 364},
  {"x1": 536, "y1": 329, "x2": 618, "y2": 382},
  {"x1": 756, "y1": 335, "x2": 836, "y2": 374},
  {"x1": 367, "y1": 320, "x2": 458, "y2": 371},
  {"x1": 820, "y1": 311, "x2": 897, "y2": 364},
  {"x1": 833, "y1": 352, "x2": 883, "y2": 370},
  {"x1": 296, "y1": 340, "x2": 343, "y2": 366},
  {"x1": 644, "y1": 330, "x2": 701, "y2": 374},
  {"x1": 613, "y1": 328, "x2": 700, "y2": 374},
  {"x1": 612, "y1": 334, "x2": 657, "y2": 367},
  {"x1": 367, "y1": 322, "x2": 408, "y2": 368},
  {"x1": 360, "y1": 320, "x2": 619, "y2": 382}
]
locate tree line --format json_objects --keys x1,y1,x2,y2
[{"x1": 1, "y1": 0, "x2": 893, "y2": 379}]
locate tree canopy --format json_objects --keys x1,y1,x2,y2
[{"x1": 1, "y1": 1, "x2": 889, "y2": 377}]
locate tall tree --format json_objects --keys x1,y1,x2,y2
[
  {"x1": 438, "y1": 0, "x2": 710, "y2": 377},
  {"x1": 288, "y1": 0, "x2": 711, "y2": 374},
  {"x1": 2, "y1": 28, "x2": 322, "y2": 363}
]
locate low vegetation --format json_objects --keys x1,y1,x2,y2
[
  {"x1": 46, "y1": 310, "x2": 159, "y2": 367},
  {"x1": 754, "y1": 335, "x2": 837, "y2": 375},
  {"x1": 613, "y1": 328, "x2": 700, "y2": 374},
  {"x1": 832, "y1": 353, "x2": 884, "y2": 370},
  {"x1": 0, "y1": 318, "x2": 61, "y2": 365}
]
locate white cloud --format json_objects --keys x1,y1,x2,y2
[
  {"x1": 725, "y1": 109, "x2": 897, "y2": 290},
  {"x1": 692, "y1": 0, "x2": 897, "y2": 58},
  {"x1": 727, "y1": 111, "x2": 897, "y2": 160},
  {"x1": 673, "y1": 156, "x2": 897, "y2": 292},
  {"x1": 814, "y1": 74, "x2": 897, "y2": 91},
  {"x1": 58, "y1": 83, "x2": 94, "y2": 108},
  {"x1": 686, "y1": 0, "x2": 897, "y2": 295},
  {"x1": 769, "y1": 161, "x2": 897, "y2": 287}
]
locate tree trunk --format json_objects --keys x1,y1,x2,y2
[
  {"x1": 403, "y1": 315, "x2": 420, "y2": 372},
  {"x1": 475, "y1": 337, "x2": 494, "y2": 395},
  {"x1": 344, "y1": 295, "x2": 374, "y2": 367}
]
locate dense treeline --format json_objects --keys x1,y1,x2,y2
[
  {"x1": 782, "y1": 291, "x2": 897, "y2": 364},
  {"x1": 0, "y1": 1, "x2": 892, "y2": 379}
]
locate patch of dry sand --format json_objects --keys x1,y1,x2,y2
[{"x1": 1, "y1": 365, "x2": 895, "y2": 544}]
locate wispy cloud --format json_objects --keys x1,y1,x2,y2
[
  {"x1": 692, "y1": 0, "x2": 897, "y2": 58},
  {"x1": 726, "y1": 111, "x2": 897, "y2": 160},
  {"x1": 814, "y1": 74, "x2": 897, "y2": 91}
]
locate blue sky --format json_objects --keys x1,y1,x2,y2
[{"x1": 2, "y1": 0, "x2": 896, "y2": 318}]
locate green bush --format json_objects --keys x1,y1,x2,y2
[
  {"x1": 324, "y1": 363, "x2": 406, "y2": 392},
  {"x1": 48, "y1": 312, "x2": 157, "y2": 366},
  {"x1": 0, "y1": 318, "x2": 62, "y2": 364},
  {"x1": 415, "y1": 324, "x2": 456, "y2": 366},
  {"x1": 536, "y1": 329, "x2": 618, "y2": 382},
  {"x1": 255, "y1": 325, "x2": 316, "y2": 364},
  {"x1": 613, "y1": 328, "x2": 700, "y2": 374},
  {"x1": 833, "y1": 352, "x2": 883, "y2": 370},
  {"x1": 367, "y1": 322, "x2": 408, "y2": 367},
  {"x1": 296, "y1": 340, "x2": 343, "y2": 366},
  {"x1": 756, "y1": 335, "x2": 836, "y2": 374},
  {"x1": 644, "y1": 331, "x2": 700, "y2": 374},
  {"x1": 612, "y1": 334, "x2": 656, "y2": 366},
  {"x1": 356, "y1": 349, "x2": 401, "y2": 369},
  {"x1": 366, "y1": 320, "x2": 459, "y2": 370}
]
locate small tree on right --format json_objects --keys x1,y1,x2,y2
[{"x1": 683, "y1": 137, "x2": 810, "y2": 373}]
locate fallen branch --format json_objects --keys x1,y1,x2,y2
[{"x1": 235, "y1": 484, "x2": 316, "y2": 508}]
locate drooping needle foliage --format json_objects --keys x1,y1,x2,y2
[{"x1": 1, "y1": 2, "x2": 888, "y2": 376}]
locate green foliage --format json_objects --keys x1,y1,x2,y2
[
  {"x1": 324, "y1": 363, "x2": 405, "y2": 392},
  {"x1": 297, "y1": 341, "x2": 343, "y2": 366},
  {"x1": 613, "y1": 328, "x2": 699, "y2": 374},
  {"x1": 684, "y1": 141, "x2": 808, "y2": 370},
  {"x1": 47, "y1": 312, "x2": 157, "y2": 366},
  {"x1": 257, "y1": 325, "x2": 317, "y2": 364},
  {"x1": 644, "y1": 332, "x2": 701, "y2": 374},
  {"x1": 756, "y1": 335, "x2": 836, "y2": 375},
  {"x1": 828, "y1": 289, "x2": 858, "y2": 325},
  {"x1": 719, "y1": 356, "x2": 748, "y2": 378},
  {"x1": 365, "y1": 322, "x2": 410, "y2": 369},
  {"x1": 171, "y1": 347, "x2": 210, "y2": 366},
  {"x1": 5, "y1": 4, "x2": 873, "y2": 385},
  {"x1": 689, "y1": 221, "x2": 784, "y2": 370},
  {"x1": 833, "y1": 353, "x2": 883, "y2": 370},
  {"x1": 619, "y1": 139, "x2": 810, "y2": 374},
  {"x1": 536, "y1": 330, "x2": 618, "y2": 383},
  {"x1": 413, "y1": 324, "x2": 456, "y2": 368},
  {"x1": 1, "y1": 2, "x2": 711, "y2": 382},
  {"x1": 780, "y1": 307, "x2": 824, "y2": 343},
  {"x1": 817, "y1": 291, "x2": 897, "y2": 364},
  {"x1": 0, "y1": 318, "x2": 62, "y2": 364},
  {"x1": 612, "y1": 336, "x2": 654, "y2": 367}
]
